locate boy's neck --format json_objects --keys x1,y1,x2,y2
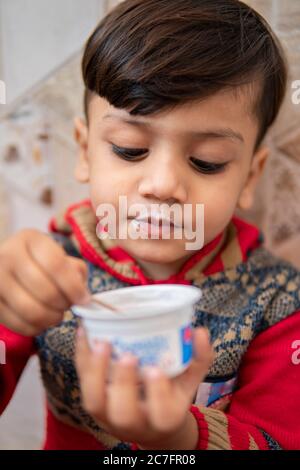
[{"x1": 134, "y1": 254, "x2": 193, "y2": 281}]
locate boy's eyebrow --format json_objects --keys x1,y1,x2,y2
[{"x1": 103, "y1": 113, "x2": 244, "y2": 144}]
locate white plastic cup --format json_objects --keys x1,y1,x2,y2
[{"x1": 72, "y1": 284, "x2": 202, "y2": 378}]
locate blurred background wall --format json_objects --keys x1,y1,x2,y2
[
  {"x1": 0, "y1": 0, "x2": 107, "y2": 449},
  {"x1": 244, "y1": 0, "x2": 300, "y2": 268},
  {"x1": 0, "y1": 0, "x2": 299, "y2": 449}
]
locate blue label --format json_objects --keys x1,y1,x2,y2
[
  {"x1": 112, "y1": 335, "x2": 169, "y2": 367},
  {"x1": 181, "y1": 324, "x2": 192, "y2": 365}
]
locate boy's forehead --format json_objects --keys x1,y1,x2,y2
[{"x1": 89, "y1": 86, "x2": 257, "y2": 142}]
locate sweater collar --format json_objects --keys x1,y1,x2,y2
[{"x1": 49, "y1": 199, "x2": 262, "y2": 285}]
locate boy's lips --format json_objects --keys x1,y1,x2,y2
[
  {"x1": 131, "y1": 216, "x2": 176, "y2": 228},
  {"x1": 128, "y1": 216, "x2": 183, "y2": 239},
  {"x1": 128, "y1": 212, "x2": 183, "y2": 229}
]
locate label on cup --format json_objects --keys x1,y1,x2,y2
[
  {"x1": 90, "y1": 322, "x2": 193, "y2": 377},
  {"x1": 181, "y1": 324, "x2": 193, "y2": 365}
]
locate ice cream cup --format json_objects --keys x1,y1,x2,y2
[{"x1": 72, "y1": 284, "x2": 202, "y2": 378}]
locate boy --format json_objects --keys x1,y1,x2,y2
[{"x1": 0, "y1": 0, "x2": 299, "y2": 450}]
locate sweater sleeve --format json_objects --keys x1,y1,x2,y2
[
  {"x1": 188, "y1": 310, "x2": 300, "y2": 450},
  {"x1": 0, "y1": 324, "x2": 36, "y2": 415}
]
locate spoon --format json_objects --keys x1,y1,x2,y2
[{"x1": 89, "y1": 296, "x2": 121, "y2": 313}]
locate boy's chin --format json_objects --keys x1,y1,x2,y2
[{"x1": 121, "y1": 239, "x2": 188, "y2": 264}]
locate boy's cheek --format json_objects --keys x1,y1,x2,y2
[{"x1": 203, "y1": 196, "x2": 238, "y2": 232}]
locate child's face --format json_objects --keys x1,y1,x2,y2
[{"x1": 74, "y1": 89, "x2": 268, "y2": 275}]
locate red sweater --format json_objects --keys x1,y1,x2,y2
[{"x1": 1, "y1": 201, "x2": 300, "y2": 450}]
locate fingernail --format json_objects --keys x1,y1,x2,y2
[
  {"x1": 144, "y1": 367, "x2": 162, "y2": 379},
  {"x1": 204, "y1": 327, "x2": 211, "y2": 343},
  {"x1": 119, "y1": 353, "x2": 138, "y2": 366},
  {"x1": 77, "y1": 326, "x2": 84, "y2": 338},
  {"x1": 93, "y1": 340, "x2": 108, "y2": 355},
  {"x1": 77, "y1": 292, "x2": 91, "y2": 305}
]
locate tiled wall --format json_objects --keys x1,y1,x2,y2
[
  {"x1": 0, "y1": 54, "x2": 89, "y2": 237},
  {"x1": 242, "y1": 0, "x2": 300, "y2": 266},
  {"x1": 0, "y1": 1, "x2": 105, "y2": 450},
  {"x1": 0, "y1": 1, "x2": 106, "y2": 237}
]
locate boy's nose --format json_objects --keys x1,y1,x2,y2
[{"x1": 137, "y1": 158, "x2": 188, "y2": 203}]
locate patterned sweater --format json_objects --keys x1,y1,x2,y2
[{"x1": 1, "y1": 199, "x2": 300, "y2": 450}]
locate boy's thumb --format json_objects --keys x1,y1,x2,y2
[
  {"x1": 193, "y1": 327, "x2": 214, "y2": 366},
  {"x1": 68, "y1": 257, "x2": 88, "y2": 282}
]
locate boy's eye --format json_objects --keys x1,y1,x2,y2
[
  {"x1": 111, "y1": 145, "x2": 147, "y2": 160},
  {"x1": 111, "y1": 145, "x2": 227, "y2": 174},
  {"x1": 189, "y1": 157, "x2": 227, "y2": 174}
]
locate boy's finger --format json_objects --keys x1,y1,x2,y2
[
  {"x1": 178, "y1": 327, "x2": 214, "y2": 397},
  {"x1": 12, "y1": 251, "x2": 70, "y2": 311},
  {"x1": 68, "y1": 257, "x2": 88, "y2": 284},
  {"x1": 143, "y1": 368, "x2": 185, "y2": 432},
  {"x1": 75, "y1": 327, "x2": 111, "y2": 422},
  {"x1": 0, "y1": 298, "x2": 43, "y2": 337},
  {"x1": 107, "y1": 354, "x2": 143, "y2": 430},
  {"x1": 26, "y1": 235, "x2": 90, "y2": 305},
  {"x1": 0, "y1": 268, "x2": 64, "y2": 330},
  {"x1": 74, "y1": 325, "x2": 90, "y2": 372},
  {"x1": 193, "y1": 327, "x2": 214, "y2": 364}
]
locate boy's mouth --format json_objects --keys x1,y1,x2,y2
[
  {"x1": 127, "y1": 212, "x2": 184, "y2": 239},
  {"x1": 131, "y1": 215, "x2": 176, "y2": 228},
  {"x1": 128, "y1": 209, "x2": 183, "y2": 229}
]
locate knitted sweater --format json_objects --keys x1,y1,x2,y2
[{"x1": 1, "y1": 199, "x2": 300, "y2": 450}]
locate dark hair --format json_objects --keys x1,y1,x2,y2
[{"x1": 82, "y1": 0, "x2": 288, "y2": 150}]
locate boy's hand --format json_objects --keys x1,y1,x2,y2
[
  {"x1": 0, "y1": 229, "x2": 90, "y2": 336},
  {"x1": 75, "y1": 326, "x2": 214, "y2": 450}
]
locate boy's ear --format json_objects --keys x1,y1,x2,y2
[
  {"x1": 238, "y1": 145, "x2": 270, "y2": 211},
  {"x1": 73, "y1": 116, "x2": 90, "y2": 183}
]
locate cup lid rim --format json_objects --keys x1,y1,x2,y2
[{"x1": 72, "y1": 284, "x2": 202, "y2": 321}]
